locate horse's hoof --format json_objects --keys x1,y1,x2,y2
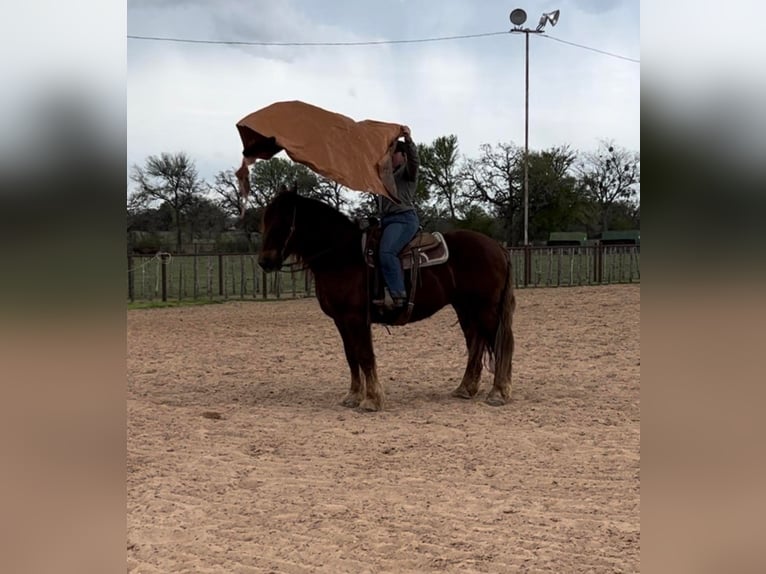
[
  {"x1": 485, "y1": 392, "x2": 508, "y2": 407},
  {"x1": 451, "y1": 386, "x2": 476, "y2": 400},
  {"x1": 340, "y1": 394, "x2": 361, "y2": 408},
  {"x1": 359, "y1": 398, "x2": 382, "y2": 412}
]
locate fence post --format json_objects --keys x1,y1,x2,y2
[
  {"x1": 161, "y1": 255, "x2": 168, "y2": 302},
  {"x1": 262, "y1": 269, "x2": 267, "y2": 299},
  {"x1": 218, "y1": 253, "x2": 223, "y2": 296},
  {"x1": 251, "y1": 256, "x2": 257, "y2": 299},
  {"x1": 240, "y1": 255, "x2": 245, "y2": 299},
  {"x1": 523, "y1": 245, "x2": 532, "y2": 287},
  {"x1": 128, "y1": 256, "x2": 134, "y2": 302},
  {"x1": 178, "y1": 264, "x2": 183, "y2": 301},
  {"x1": 594, "y1": 244, "x2": 604, "y2": 284},
  {"x1": 194, "y1": 253, "x2": 199, "y2": 299}
]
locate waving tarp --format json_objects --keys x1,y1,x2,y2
[{"x1": 235, "y1": 100, "x2": 403, "y2": 204}]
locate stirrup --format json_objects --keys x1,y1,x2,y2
[{"x1": 372, "y1": 288, "x2": 394, "y2": 308}]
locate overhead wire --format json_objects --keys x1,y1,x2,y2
[
  {"x1": 127, "y1": 30, "x2": 639, "y2": 63},
  {"x1": 540, "y1": 34, "x2": 640, "y2": 63},
  {"x1": 127, "y1": 31, "x2": 508, "y2": 47}
]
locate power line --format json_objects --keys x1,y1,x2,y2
[
  {"x1": 127, "y1": 31, "x2": 507, "y2": 46},
  {"x1": 127, "y1": 31, "x2": 640, "y2": 63},
  {"x1": 540, "y1": 34, "x2": 640, "y2": 63}
]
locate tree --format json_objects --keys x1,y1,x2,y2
[
  {"x1": 247, "y1": 157, "x2": 319, "y2": 208},
  {"x1": 524, "y1": 146, "x2": 587, "y2": 241},
  {"x1": 463, "y1": 142, "x2": 522, "y2": 245},
  {"x1": 454, "y1": 204, "x2": 499, "y2": 238},
  {"x1": 210, "y1": 169, "x2": 242, "y2": 220},
  {"x1": 576, "y1": 140, "x2": 640, "y2": 233},
  {"x1": 419, "y1": 135, "x2": 467, "y2": 220},
  {"x1": 127, "y1": 203, "x2": 173, "y2": 233},
  {"x1": 129, "y1": 152, "x2": 206, "y2": 251},
  {"x1": 311, "y1": 176, "x2": 352, "y2": 213},
  {"x1": 185, "y1": 195, "x2": 227, "y2": 239}
]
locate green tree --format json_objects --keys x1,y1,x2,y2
[
  {"x1": 454, "y1": 204, "x2": 499, "y2": 238},
  {"x1": 524, "y1": 146, "x2": 587, "y2": 242},
  {"x1": 185, "y1": 196, "x2": 227, "y2": 239},
  {"x1": 248, "y1": 157, "x2": 319, "y2": 208},
  {"x1": 419, "y1": 135, "x2": 466, "y2": 220}
]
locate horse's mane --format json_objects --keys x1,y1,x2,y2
[
  {"x1": 294, "y1": 194, "x2": 357, "y2": 234},
  {"x1": 272, "y1": 192, "x2": 362, "y2": 269}
]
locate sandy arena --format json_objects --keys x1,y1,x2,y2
[{"x1": 128, "y1": 284, "x2": 640, "y2": 573}]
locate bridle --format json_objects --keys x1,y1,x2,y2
[
  {"x1": 279, "y1": 205, "x2": 297, "y2": 263},
  {"x1": 274, "y1": 204, "x2": 333, "y2": 271}
]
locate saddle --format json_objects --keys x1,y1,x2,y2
[
  {"x1": 361, "y1": 224, "x2": 450, "y2": 325},
  {"x1": 362, "y1": 227, "x2": 449, "y2": 270}
]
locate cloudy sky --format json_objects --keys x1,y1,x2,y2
[{"x1": 127, "y1": 0, "x2": 639, "y2": 184}]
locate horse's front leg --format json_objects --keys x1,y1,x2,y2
[
  {"x1": 335, "y1": 319, "x2": 363, "y2": 408},
  {"x1": 355, "y1": 323, "x2": 384, "y2": 412}
]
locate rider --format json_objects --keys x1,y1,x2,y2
[{"x1": 373, "y1": 125, "x2": 420, "y2": 310}]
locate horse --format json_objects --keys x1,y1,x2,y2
[{"x1": 258, "y1": 185, "x2": 516, "y2": 411}]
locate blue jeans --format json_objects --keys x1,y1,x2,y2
[{"x1": 379, "y1": 210, "x2": 419, "y2": 298}]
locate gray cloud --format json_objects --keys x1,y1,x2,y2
[{"x1": 128, "y1": 0, "x2": 640, "y2": 183}]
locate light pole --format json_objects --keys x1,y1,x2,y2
[{"x1": 509, "y1": 8, "x2": 559, "y2": 246}]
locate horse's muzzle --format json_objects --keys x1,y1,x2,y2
[{"x1": 258, "y1": 251, "x2": 282, "y2": 272}]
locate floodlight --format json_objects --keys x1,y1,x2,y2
[
  {"x1": 510, "y1": 9, "x2": 527, "y2": 26},
  {"x1": 535, "y1": 9, "x2": 560, "y2": 31}
]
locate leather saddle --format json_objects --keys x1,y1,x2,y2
[
  {"x1": 362, "y1": 228, "x2": 449, "y2": 270},
  {"x1": 360, "y1": 224, "x2": 449, "y2": 326}
]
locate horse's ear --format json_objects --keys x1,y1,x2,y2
[{"x1": 278, "y1": 181, "x2": 298, "y2": 195}]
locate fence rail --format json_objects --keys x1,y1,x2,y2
[
  {"x1": 508, "y1": 244, "x2": 640, "y2": 288},
  {"x1": 127, "y1": 245, "x2": 639, "y2": 303}
]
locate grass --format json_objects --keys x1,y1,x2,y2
[
  {"x1": 127, "y1": 247, "x2": 640, "y2": 305},
  {"x1": 127, "y1": 253, "x2": 311, "y2": 303}
]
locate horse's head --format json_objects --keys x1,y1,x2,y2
[{"x1": 258, "y1": 183, "x2": 299, "y2": 272}]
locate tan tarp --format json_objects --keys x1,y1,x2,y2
[{"x1": 235, "y1": 100, "x2": 402, "y2": 203}]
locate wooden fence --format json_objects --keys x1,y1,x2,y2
[{"x1": 127, "y1": 245, "x2": 639, "y2": 303}]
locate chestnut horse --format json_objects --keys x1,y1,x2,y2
[{"x1": 258, "y1": 186, "x2": 516, "y2": 411}]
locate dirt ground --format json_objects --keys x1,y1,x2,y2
[{"x1": 127, "y1": 284, "x2": 640, "y2": 573}]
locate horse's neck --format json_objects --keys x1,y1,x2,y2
[{"x1": 296, "y1": 214, "x2": 362, "y2": 272}]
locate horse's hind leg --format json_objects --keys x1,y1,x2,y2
[
  {"x1": 451, "y1": 310, "x2": 484, "y2": 399},
  {"x1": 486, "y1": 293, "x2": 515, "y2": 407},
  {"x1": 336, "y1": 320, "x2": 362, "y2": 408}
]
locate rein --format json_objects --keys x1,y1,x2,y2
[
  {"x1": 277, "y1": 248, "x2": 335, "y2": 271},
  {"x1": 275, "y1": 204, "x2": 334, "y2": 271}
]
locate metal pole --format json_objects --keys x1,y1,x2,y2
[{"x1": 524, "y1": 30, "x2": 530, "y2": 246}]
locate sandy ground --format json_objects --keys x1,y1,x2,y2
[{"x1": 127, "y1": 284, "x2": 640, "y2": 573}]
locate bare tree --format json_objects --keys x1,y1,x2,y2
[
  {"x1": 464, "y1": 142, "x2": 522, "y2": 245},
  {"x1": 577, "y1": 140, "x2": 640, "y2": 233},
  {"x1": 129, "y1": 152, "x2": 205, "y2": 251},
  {"x1": 310, "y1": 176, "x2": 351, "y2": 212},
  {"x1": 210, "y1": 169, "x2": 244, "y2": 220}
]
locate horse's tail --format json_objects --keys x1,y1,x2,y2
[{"x1": 492, "y1": 250, "x2": 516, "y2": 384}]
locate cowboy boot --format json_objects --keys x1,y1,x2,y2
[{"x1": 391, "y1": 295, "x2": 407, "y2": 309}]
